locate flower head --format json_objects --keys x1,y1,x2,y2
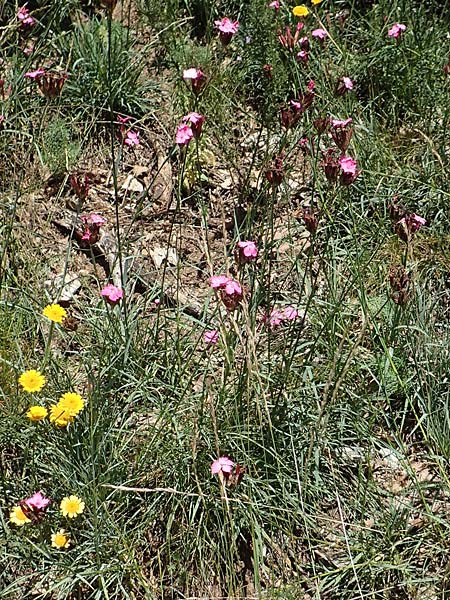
[
  {"x1": 204, "y1": 329, "x2": 219, "y2": 344},
  {"x1": 101, "y1": 284, "x2": 123, "y2": 306},
  {"x1": 81, "y1": 213, "x2": 105, "y2": 244},
  {"x1": 24, "y1": 491, "x2": 51, "y2": 510},
  {"x1": 176, "y1": 123, "x2": 194, "y2": 146},
  {"x1": 268, "y1": 0, "x2": 280, "y2": 10},
  {"x1": 182, "y1": 112, "x2": 205, "y2": 138},
  {"x1": 43, "y1": 303, "x2": 67, "y2": 323},
  {"x1": 17, "y1": 5, "x2": 35, "y2": 27},
  {"x1": 51, "y1": 529, "x2": 71, "y2": 549},
  {"x1": 210, "y1": 275, "x2": 243, "y2": 310},
  {"x1": 26, "y1": 405, "x2": 48, "y2": 421},
  {"x1": 124, "y1": 130, "x2": 140, "y2": 146},
  {"x1": 336, "y1": 76, "x2": 354, "y2": 96},
  {"x1": 395, "y1": 213, "x2": 426, "y2": 241},
  {"x1": 312, "y1": 28, "x2": 328, "y2": 41},
  {"x1": 292, "y1": 5, "x2": 309, "y2": 17},
  {"x1": 388, "y1": 23, "x2": 406, "y2": 39},
  {"x1": 211, "y1": 456, "x2": 235, "y2": 475},
  {"x1": 60, "y1": 495, "x2": 85, "y2": 518},
  {"x1": 24, "y1": 68, "x2": 45, "y2": 79},
  {"x1": 183, "y1": 68, "x2": 207, "y2": 95},
  {"x1": 57, "y1": 392, "x2": 85, "y2": 417},
  {"x1": 19, "y1": 370, "x2": 46, "y2": 393},
  {"x1": 339, "y1": 155, "x2": 359, "y2": 185},
  {"x1": 312, "y1": 0, "x2": 323, "y2": 3},
  {"x1": 9, "y1": 506, "x2": 31, "y2": 526},
  {"x1": 49, "y1": 404, "x2": 73, "y2": 427},
  {"x1": 236, "y1": 241, "x2": 258, "y2": 263},
  {"x1": 215, "y1": 17, "x2": 239, "y2": 45},
  {"x1": 210, "y1": 275, "x2": 230, "y2": 289}
]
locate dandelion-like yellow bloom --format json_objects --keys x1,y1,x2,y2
[
  {"x1": 49, "y1": 404, "x2": 73, "y2": 427},
  {"x1": 57, "y1": 392, "x2": 85, "y2": 417},
  {"x1": 9, "y1": 506, "x2": 31, "y2": 526},
  {"x1": 60, "y1": 495, "x2": 85, "y2": 518},
  {"x1": 19, "y1": 370, "x2": 46, "y2": 393},
  {"x1": 293, "y1": 5, "x2": 309, "y2": 16},
  {"x1": 26, "y1": 405, "x2": 48, "y2": 421},
  {"x1": 311, "y1": 0, "x2": 323, "y2": 5},
  {"x1": 51, "y1": 529, "x2": 71, "y2": 549},
  {"x1": 42, "y1": 304, "x2": 67, "y2": 324}
]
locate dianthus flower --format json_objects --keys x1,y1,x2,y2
[
  {"x1": 182, "y1": 112, "x2": 205, "y2": 138},
  {"x1": 60, "y1": 495, "x2": 85, "y2": 518},
  {"x1": 215, "y1": 17, "x2": 239, "y2": 45},
  {"x1": 395, "y1": 213, "x2": 426, "y2": 241},
  {"x1": 124, "y1": 130, "x2": 140, "y2": 146},
  {"x1": 312, "y1": 28, "x2": 328, "y2": 41},
  {"x1": 268, "y1": 0, "x2": 280, "y2": 10},
  {"x1": 17, "y1": 4, "x2": 35, "y2": 27},
  {"x1": 43, "y1": 303, "x2": 67, "y2": 323},
  {"x1": 331, "y1": 118, "x2": 353, "y2": 151},
  {"x1": 211, "y1": 456, "x2": 235, "y2": 476},
  {"x1": 9, "y1": 506, "x2": 31, "y2": 526},
  {"x1": 24, "y1": 491, "x2": 51, "y2": 511},
  {"x1": 26, "y1": 405, "x2": 48, "y2": 421},
  {"x1": 210, "y1": 275, "x2": 243, "y2": 310},
  {"x1": 19, "y1": 370, "x2": 46, "y2": 393},
  {"x1": 176, "y1": 123, "x2": 194, "y2": 146},
  {"x1": 183, "y1": 68, "x2": 207, "y2": 95},
  {"x1": 236, "y1": 241, "x2": 258, "y2": 263},
  {"x1": 336, "y1": 76, "x2": 354, "y2": 96},
  {"x1": 292, "y1": 5, "x2": 309, "y2": 17},
  {"x1": 24, "y1": 68, "x2": 45, "y2": 79},
  {"x1": 57, "y1": 392, "x2": 85, "y2": 417},
  {"x1": 51, "y1": 529, "x2": 71, "y2": 549},
  {"x1": 388, "y1": 23, "x2": 406, "y2": 39},
  {"x1": 101, "y1": 284, "x2": 123, "y2": 306},
  {"x1": 81, "y1": 213, "x2": 106, "y2": 244},
  {"x1": 339, "y1": 155, "x2": 359, "y2": 185},
  {"x1": 204, "y1": 329, "x2": 219, "y2": 344}
]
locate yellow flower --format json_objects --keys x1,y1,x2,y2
[
  {"x1": 311, "y1": 0, "x2": 323, "y2": 4},
  {"x1": 49, "y1": 404, "x2": 73, "y2": 427},
  {"x1": 292, "y1": 5, "x2": 309, "y2": 16},
  {"x1": 10, "y1": 506, "x2": 31, "y2": 526},
  {"x1": 57, "y1": 392, "x2": 85, "y2": 417},
  {"x1": 19, "y1": 370, "x2": 46, "y2": 393},
  {"x1": 42, "y1": 303, "x2": 67, "y2": 324},
  {"x1": 51, "y1": 529, "x2": 71, "y2": 549},
  {"x1": 26, "y1": 405, "x2": 48, "y2": 421},
  {"x1": 60, "y1": 495, "x2": 85, "y2": 518}
]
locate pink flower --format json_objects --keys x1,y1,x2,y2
[
  {"x1": 224, "y1": 279, "x2": 242, "y2": 296},
  {"x1": 312, "y1": 28, "x2": 328, "y2": 41},
  {"x1": 268, "y1": 309, "x2": 284, "y2": 328},
  {"x1": 396, "y1": 213, "x2": 426, "y2": 240},
  {"x1": 336, "y1": 76, "x2": 354, "y2": 96},
  {"x1": 339, "y1": 156, "x2": 357, "y2": 175},
  {"x1": 283, "y1": 306, "x2": 299, "y2": 321},
  {"x1": 81, "y1": 213, "x2": 106, "y2": 244},
  {"x1": 204, "y1": 329, "x2": 219, "y2": 344},
  {"x1": 210, "y1": 275, "x2": 243, "y2": 310},
  {"x1": 17, "y1": 5, "x2": 35, "y2": 27},
  {"x1": 236, "y1": 241, "x2": 258, "y2": 263},
  {"x1": 24, "y1": 68, "x2": 45, "y2": 79},
  {"x1": 210, "y1": 275, "x2": 230, "y2": 289},
  {"x1": 339, "y1": 156, "x2": 359, "y2": 185},
  {"x1": 101, "y1": 284, "x2": 123, "y2": 305},
  {"x1": 24, "y1": 491, "x2": 51, "y2": 510},
  {"x1": 176, "y1": 124, "x2": 194, "y2": 146},
  {"x1": 331, "y1": 117, "x2": 352, "y2": 128},
  {"x1": 388, "y1": 23, "x2": 406, "y2": 39},
  {"x1": 296, "y1": 50, "x2": 309, "y2": 64},
  {"x1": 124, "y1": 130, "x2": 140, "y2": 146},
  {"x1": 211, "y1": 456, "x2": 235, "y2": 476},
  {"x1": 182, "y1": 112, "x2": 205, "y2": 138},
  {"x1": 215, "y1": 17, "x2": 239, "y2": 45},
  {"x1": 268, "y1": 0, "x2": 280, "y2": 9},
  {"x1": 278, "y1": 23, "x2": 304, "y2": 51},
  {"x1": 183, "y1": 68, "x2": 207, "y2": 95},
  {"x1": 117, "y1": 114, "x2": 133, "y2": 124}
]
